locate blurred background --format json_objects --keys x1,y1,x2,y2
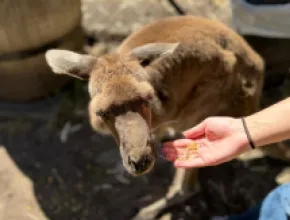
[{"x1": 0, "y1": 0, "x2": 289, "y2": 219}]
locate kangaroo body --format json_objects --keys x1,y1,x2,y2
[{"x1": 119, "y1": 15, "x2": 264, "y2": 134}]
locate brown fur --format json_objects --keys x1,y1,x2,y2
[
  {"x1": 45, "y1": 15, "x2": 264, "y2": 220},
  {"x1": 119, "y1": 16, "x2": 263, "y2": 127}
]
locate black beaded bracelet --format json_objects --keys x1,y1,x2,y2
[{"x1": 241, "y1": 118, "x2": 256, "y2": 150}]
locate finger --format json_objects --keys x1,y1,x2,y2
[
  {"x1": 159, "y1": 147, "x2": 177, "y2": 161},
  {"x1": 163, "y1": 139, "x2": 194, "y2": 149},
  {"x1": 164, "y1": 152, "x2": 177, "y2": 161},
  {"x1": 183, "y1": 121, "x2": 206, "y2": 139},
  {"x1": 161, "y1": 146, "x2": 175, "y2": 155},
  {"x1": 174, "y1": 157, "x2": 207, "y2": 168}
]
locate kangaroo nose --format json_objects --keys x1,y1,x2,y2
[{"x1": 128, "y1": 155, "x2": 153, "y2": 174}]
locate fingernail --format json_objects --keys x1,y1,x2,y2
[
  {"x1": 159, "y1": 149, "x2": 167, "y2": 159},
  {"x1": 156, "y1": 143, "x2": 168, "y2": 160}
]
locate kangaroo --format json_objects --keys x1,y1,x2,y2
[{"x1": 45, "y1": 16, "x2": 264, "y2": 220}]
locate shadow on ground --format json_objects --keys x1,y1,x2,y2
[{"x1": 0, "y1": 81, "x2": 174, "y2": 220}]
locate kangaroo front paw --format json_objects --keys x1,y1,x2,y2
[
  {"x1": 132, "y1": 186, "x2": 198, "y2": 220},
  {"x1": 160, "y1": 128, "x2": 184, "y2": 143}
]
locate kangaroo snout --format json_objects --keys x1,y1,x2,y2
[
  {"x1": 128, "y1": 154, "x2": 154, "y2": 175},
  {"x1": 124, "y1": 143, "x2": 156, "y2": 176}
]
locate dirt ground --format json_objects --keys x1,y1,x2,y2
[
  {"x1": 1, "y1": 1, "x2": 290, "y2": 220},
  {"x1": 1, "y1": 82, "x2": 290, "y2": 220}
]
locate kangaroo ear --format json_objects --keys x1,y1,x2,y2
[
  {"x1": 129, "y1": 42, "x2": 180, "y2": 67},
  {"x1": 45, "y1": 49, "x2": 97, "y2": 80}
]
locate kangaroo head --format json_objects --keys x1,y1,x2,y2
[{"x1": 45, "y1": 42, "x2": 179, "y2": 176}]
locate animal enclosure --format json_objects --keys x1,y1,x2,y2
[{"x1": 0, "y1": 1, "x2": 290, "y2": 220}]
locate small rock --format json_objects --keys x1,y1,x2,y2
[
  {"x1": 59, "y1": 121, "x2": 82, "y2": 143},
  {"x1": 185, "y1": 205, "x2": 192, "y2": 215},
  {"x1": 93, "y1": 183, "x2": 112, "y2": 192},
  {"x1": 101, "y1": 183, "x2": 113, "y2": 190}
]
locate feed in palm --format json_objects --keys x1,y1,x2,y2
[{"x1": 177, "y1": 141, "x2": 199, "y2": 160}]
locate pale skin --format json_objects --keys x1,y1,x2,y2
[{"x1": 162, "y1": 97, "x2": 290, "y2": 168}]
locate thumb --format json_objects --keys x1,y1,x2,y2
[{"x1": 183, "y1": 120, "x2": 206, "y2": 139}]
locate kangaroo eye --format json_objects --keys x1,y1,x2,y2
[
  {"x1": 96, "y1": 110, "x2": 109, "y2": 120},
  {"x1": 140, "y1": 58, "x2": 151, "y2": 67}
]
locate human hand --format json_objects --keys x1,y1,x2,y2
[{"x1": 161, "y1": 117, "x2": 251, "y2": 168}]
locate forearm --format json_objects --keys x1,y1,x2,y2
[{"x1": 241, "y1": 97, "x2": 290, "y2": 148}]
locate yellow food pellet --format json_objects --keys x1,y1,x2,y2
[{"x1": 177, "y1": 141, "x2": 199, "y2": 160}]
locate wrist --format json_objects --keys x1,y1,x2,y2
[{"x1": 229, "y1": 118, "x2": 253, "y2": 152}]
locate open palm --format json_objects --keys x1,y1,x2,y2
[{"x1": 162, "y1": 117, "x2": 249, "y2": 168}]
